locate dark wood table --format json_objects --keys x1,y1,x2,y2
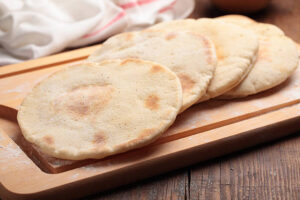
[{"x1": 83, "y1": 0, "x2": 300, "y2": 199}]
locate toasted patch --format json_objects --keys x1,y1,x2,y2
[
  {"x1": 93, "y1": 133, "x2": 106, "y2": 144},
  {"x1": 165, "y1": 32, "x2": 177, "y2": 40},
  {"x1": 125, "y1": 33, "x2": 134, "y2": 41},
  {"x1": 120, "y1": 58, "x2": 142, "y2": 66},
  {"x1": 150, "y1": 65, "x2": 163, "y2": 73},
  {"x1": 178, "y1": 74, "x2": 196, "y2": 91},
  {"x1": 141, "y1": 128, "x2": 156, "y2": 138},
  {"x1": 257, "y1": 43, "x2": 272, "y2": 62},
  {"x1": 145, "y1": 94, "x2": 160, "y2": 110},
  {"x1": 43, "y1": 136, "x2": 54, "y2": 145},
  {"x1": 200, "y1": 36, "x2": 215, "y2": 64}
]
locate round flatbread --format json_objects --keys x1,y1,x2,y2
[
  {"x1": 88, "y1": 30, "x2": 217, "y2": 112},
  {"x1": 17, "y1": 59, "x2": 182, "y2": 160},
  {"x1": 148, "y1": 18, "x2": 259, "y2": 102},
  {"x1": 218, "y1": 18, "x2": 299, "y2": 98}
]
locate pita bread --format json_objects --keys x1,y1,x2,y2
[
  {"x1": 17, "y1": 59, "x2": 182, "y2": 160},
  {"x1": 88, "y1": 30, "x2": 217, "y2": 112},
  {"x1": 217, "y1": 19, "x2": 299, "y2": 98},
  {"x1": 148, "y1": 18, "x2": 259, "y2": 102}
]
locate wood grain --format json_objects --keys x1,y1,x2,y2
[
  {"x1": 190, "y1": 134, "x2": 300, "y2": 200},
  {"x1": 82, "y1": 171, "x2": 188, "y2": 200},
  {"x1": 83, "y1": 0, "x2": 300, "y2": 199}
]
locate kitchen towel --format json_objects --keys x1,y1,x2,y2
[{"x1": 0, "y1": 0, "x2": 194, "y2": 65}]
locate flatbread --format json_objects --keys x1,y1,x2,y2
[
  {"x1": 17, "y1": 59, "x2": 182, "y2": 160},
  {"x1": 147, "y1": 18, "x2": 259, "y2": 102},
  {"x1": 218, "y1": 17, "x2": 299, "y2": 98},
  {"x1": 88, "y1": 30, "x2": 217, "y2": 112}
]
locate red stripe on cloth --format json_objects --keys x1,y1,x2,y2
[
  {"x1": 158, "y1": 0, "x2": 176, "y2": 13},
  {"x1": 82, "y1": 11, "x2": 126, "y2": 38},
  {"x1": 120, "y1": 0, "x2": 159, "y2": 9},
  {"x1": 83, "y1": 0, "x2": 176, "y2": 39}
]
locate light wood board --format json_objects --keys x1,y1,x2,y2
[{"x1": 0, "y1": 44, "x2": 299, "y2": 200}]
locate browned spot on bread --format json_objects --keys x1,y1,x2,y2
[
  {"x1": 93, "y1": 132, "x2": 106, "y2": 144},
  {"x1": 140, "y1": 128, "x2": 156, "y2": 138},
  {"x1": 145, "y1": 94, "x2": 160, "y2": 110},
  {"x1": 258, "y1": 43, "x2": 272, "y2": 62},
  {"x1": 55, "y1": 84, "x2": 114, "y2": 117},
  {"x1": 120, "y1": 59, "x2": 131, "y2": 66},
  {"x1": 201, "y1": 37, "x2": 213, "y2": 64},
  {"x1": 178, "y1": 73, "x2": 196, "y2": 91},
  {"x1": 205, "y1": 49, "x2": 213, "y2": 64},
  {"x1": 43, "y1": 136, "x2": 54, "y2": 145},
  {"x1": 216, "y1": 47, "x2": 224, "y2": 60},
  {"x1": 125, "y1": 33, "x2": 134, "y2": 41},
  {"x1": 188, "y1": 33, "x2": 214, "y2": 64},
  {"x1": 165, "y1": 32, "x2": 177, "y2": 40},
  {"x1": 120, "y1": 58, "x2": 142, "y2": 66},
  {"x1": 150, "y1": 65, "x2": 163, "y2": 73},
  {"x1": 68, "y1": 103, "x2": 89, "y2": 115}
]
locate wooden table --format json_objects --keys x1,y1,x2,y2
[{"x1": 82, "y1": 0, "x2": 300, "y2": 199}]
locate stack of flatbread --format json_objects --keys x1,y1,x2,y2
[{"x1": 17, "y1": 15, "x2": 299, "y2": 160}]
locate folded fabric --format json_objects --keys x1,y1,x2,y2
[{"x1": 0, "y1": 0, "x2": 194, "y2": 65}]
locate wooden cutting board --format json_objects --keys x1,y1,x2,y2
[{"x1": 0, "y1": 44, "x2": 299, "y2": 200}]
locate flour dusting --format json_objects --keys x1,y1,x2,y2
[
  {"x1": 81, "y1": 160, "x2": 113, "y2": 172},
  {"x1": 82, "y1": 165, "x2": 99, "y2": 172},
  {"x1": 203, "y1": 138, "x2": 211, "y2": 143},
  {"x1": 197, "y1": 113, "x2": 212, "y2": 122},
  {"x1": 1, "y1": 83, "x2": 31, "y2": 94},
  {"x1": 70, "y1": 173, "x2": 80, "y2": 179},
  {"x1": 251, "y1": 101, "x2": 268, "y2": 109},
  {"x1": 230, "y1": 111, "x2": 242, "y2": 117},
  {"x1": 0, "y1": 143, "x2": 31, "y2": 167}
]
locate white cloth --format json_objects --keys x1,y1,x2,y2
[{"x1": 0, "y1": 0, "x2": 194, "y2": 65}]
